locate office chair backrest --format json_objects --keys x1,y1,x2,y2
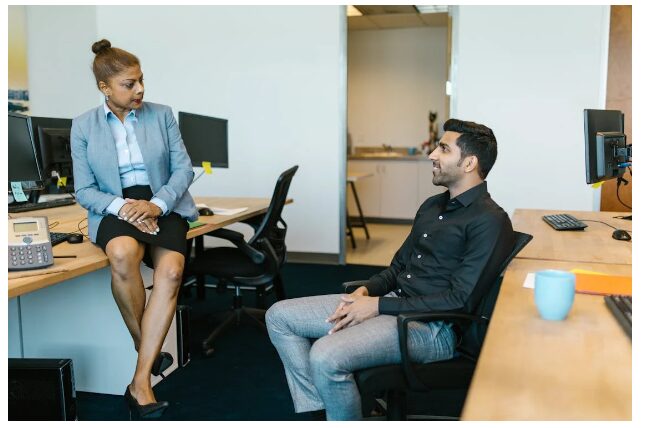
[
  {"x1": 248, "y1": 165, "x2": 299, "y2": 262},
  {"x1": 459, "y1": 231, "x2": 533, "y2": 359}
]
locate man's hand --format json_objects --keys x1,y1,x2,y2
[
  {"x1": 119, "y1": 199, "x2": 162, "y2": 223},
  {"x1": 326, "y1": 286, "x2": 379, "y2": 334}
]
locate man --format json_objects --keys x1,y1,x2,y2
[{"x1": 266, "y1": 119, "x2": 515, "y2": 421}]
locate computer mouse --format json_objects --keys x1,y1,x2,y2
[
  {"x1": 67, "y1": 233, "x2": 84, "y2": 244},
  {"x1": 612, "y1": 229, "x2": 631, "y2": 241},
  {"x1": 198, "y1": 207, "x2": 214, "y2": 216}
]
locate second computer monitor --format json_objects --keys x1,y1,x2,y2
[
  {"x1": 584, "y1": 109, "x2": 625, "y2": 184},
  {"x1": 30, "y1": 116, "x2": 73, "y2": 193},
  {"x1": 38, "y1": 127, "x2": 74, "y2": 192},
  {"x1": 178, "y1": 111, "x2": 228, "y2": 168}
]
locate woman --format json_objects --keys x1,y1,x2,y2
[{"x1": 71, "y1": 39, "x2": 198, "y2": 419}]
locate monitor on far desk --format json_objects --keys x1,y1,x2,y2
[{"x1": 583, "y1": 109, "x2": 631, "y2": 220}]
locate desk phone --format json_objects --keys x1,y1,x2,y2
[{"x1": 8, "y1": 216, "x2": 54, "y2": 271}]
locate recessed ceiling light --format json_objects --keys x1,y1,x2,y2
[
  {"x1": 347, "y1": 5, "x2": 363, "y2": 17},
  {"x1": 415, "y1": 5, "x2": 449, "y2": 14}
]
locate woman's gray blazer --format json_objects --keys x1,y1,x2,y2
[{"x1": 71, "y1": 101, "x2": 198, "y2": 243}]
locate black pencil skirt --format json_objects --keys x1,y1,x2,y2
[{"x1": 96, "y1": 185, "x2": 188, "y2": 268}]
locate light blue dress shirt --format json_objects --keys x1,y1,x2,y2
[{"x1": 103, "y1": 103, "x2": 167, "y2": 217}]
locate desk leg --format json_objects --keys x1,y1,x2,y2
[
  {"x1": 194, "y1": 236, "x2": 206, "y2": 300},
  {"x1": 350, "y1": 181, "x2": 370, "y2": 240}
]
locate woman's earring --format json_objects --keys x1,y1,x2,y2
[{"x1": 105, "y1": 94, "x2": 109, "y2": 101}]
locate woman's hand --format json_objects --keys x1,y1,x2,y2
[
  {"x1": 132, "y1": 216, "x2": 159, "y2": 235},
  {"x1": 119, "y1": 202, "x2": 160, "y2": 234},
  {"x1": 119, "y1": 199, "x2": 162, "y2": 223}
]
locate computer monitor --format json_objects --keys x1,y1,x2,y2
[
  {"x1": 8, "y1": 113, "x2": 44, "y2": 193},
  {"x1": 29, "y1": 116, "x2": 72, "y2": 160},
  {"x1": 37, "y1": 127, "x2": 74, "y2": 193},
  {"x1": 584, "y1": 109, "x2": 627, "y2": 184},
  {"x1": 178, "y1": 111, "x2": 228, "y2": 168},
  {"x1": 30, "y1": 116, "x2": 73, "y2": 194}
]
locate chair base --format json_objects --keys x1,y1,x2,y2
[
  {"x1": 202, "y1": 305, "x2": 267, "y2": 357},
  {"x1": 362, "y1": 394, "x2": 460, "y2": 421}
]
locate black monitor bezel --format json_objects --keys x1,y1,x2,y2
[
  {"x1": 8, "y1": 112, "x2": 45, "y2": 193},
  {"x1": 178, "y1": 111, "x2": 229, "y2": 168}
]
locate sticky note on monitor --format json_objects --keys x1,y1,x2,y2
[
  {"x1": 11, "y1": 182, "x2": 28, "y2": 202},
  {"x1": 202, "y1": 161, "x2": 213, "y2": 174}
]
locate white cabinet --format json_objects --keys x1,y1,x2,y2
[
  {"x1": 348, "y1": 159, "x2": 434, "y2": 220},
  {"x1": 379, "y1": 161, "x2": 418, "y2": 219}
]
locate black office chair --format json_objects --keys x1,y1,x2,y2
[
  {"x1": 188, "y1": 165, "x2": 298, "y2": 356},
  {"x1": 343, "y1": 231, "x2": 533, "y2": 420}
]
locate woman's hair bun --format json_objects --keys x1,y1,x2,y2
[{"x1": 91, "y1": 39, "x2": 112, "y2": 55}]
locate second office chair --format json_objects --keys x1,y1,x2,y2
[{"x1": 188, "y1": 165, "x2": 298, "y2": 356}]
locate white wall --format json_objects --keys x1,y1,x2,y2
[
  {"x1": 348, "y1": 27, "x2": 447, "y2": 148},
  {"x1": 25, "y1": 6, "x2": 346, "y2": 255},
  {"x1": 451, "y1": 6, "x2": 609, "y2": 215},
  {"x1": 26, "y1": 6, "x2": 99, "y2": 118}
]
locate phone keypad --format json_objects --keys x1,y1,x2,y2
[{"x1": 9, "y1": 244, "x2": 53, "y2": 270}]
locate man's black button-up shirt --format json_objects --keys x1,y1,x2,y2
[{"x1": 366, "y1": 182, "x2": 515, "y2": 315}]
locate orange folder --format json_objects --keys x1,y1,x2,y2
[{"x1": 573, "y1": 272, "x2": 632, "y2": 296}]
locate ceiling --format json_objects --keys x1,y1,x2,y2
[{"x1": 348, "y1": 5, "x2": 449, "y2": 31}]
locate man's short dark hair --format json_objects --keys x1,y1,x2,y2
[{"x1": 443, "y1": 119, "x2": 497, "y2": 179}]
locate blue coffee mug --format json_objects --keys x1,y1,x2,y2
[{"x1": 534, "y1": 270, "x2": 576, "y2": 321}]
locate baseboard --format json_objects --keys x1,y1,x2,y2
[
  {"x1": 349, "y1": 216, "x2": 413, "y2": 225},
  {"x1": 287, "y1": 252, "x2": 340, "y2": 265}
]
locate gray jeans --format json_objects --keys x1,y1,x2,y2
[{"x1": 265, "y1": 292, "x2": 456, "y2": 421}]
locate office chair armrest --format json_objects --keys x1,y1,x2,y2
[
  {"x1": 341, "y1": 280, "x2": 370, "y2": 293},
  {"x1": 206, "y1": 228, "x2": 265, "y2": 264},
  {"x1": 256, "y1": 237, "x2": 280, "y2": 270},
  {"x1": 397, "y1": 312, "x2": 489, "y2": 392}
]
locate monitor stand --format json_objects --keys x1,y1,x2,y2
[{"x1": 28, "y1": 190, "x2": 41, "y2": 204}]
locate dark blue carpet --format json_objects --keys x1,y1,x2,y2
[{"x1": 76, "y1": 262, "x2": 466, "y2": 420}]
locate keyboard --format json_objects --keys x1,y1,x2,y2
[
  {"x1": 8, "y1": 198, "x2": 76, "y2": 213},
  {"x1": 604, "y1": 295, "x2": 632, "y2": 339},
  {"x1": 50, "y1": 232, "x2": 71, "y2": 247},
  {"x1": 542, "y1": 213, "x2": 587, "y2": 231}
]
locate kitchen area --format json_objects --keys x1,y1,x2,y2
[{"x1": 345, "y1": 5, "x2": 450, "y2": 265}]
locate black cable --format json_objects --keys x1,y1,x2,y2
[
  {"x1": 77, "y1": 217, "x2": 90, "y2": 239},
  {"x1": 577, "y1": 219, "x2": 631, "y2": 233},
  {"x1": 616, "y1": 179, "x2": 632, "y2": 210}
]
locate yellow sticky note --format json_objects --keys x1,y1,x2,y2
[
  {"x1": 57, "y1": 176, "x2": 68, "y2": 187},
  {"x1": 202, "y1": 161, "x2": 213, "y2": 174},
  {"x1": 591, "y1": 181, "x2": 604, "y2": 189}
]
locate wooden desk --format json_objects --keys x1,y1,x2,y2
[
  {"x1": 513, "y1": 209, "x2": 632, "y2": 265},
  {"x1": 8, "y1": 197, "x2": 279, "y2": 298},
  {"x1": 461, "y1": 258, "x2": 631, "y2": 420},
  {"x1": 8, "y1": 196, "x2": 289, "y2": 394}
]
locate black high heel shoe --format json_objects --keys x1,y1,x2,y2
[
  {"x1": 151, "y1": 352, "x2": 174, "y2": 377},
  {"x1": 124, "y1": 385, "x2": 169, "y2": 420}
]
